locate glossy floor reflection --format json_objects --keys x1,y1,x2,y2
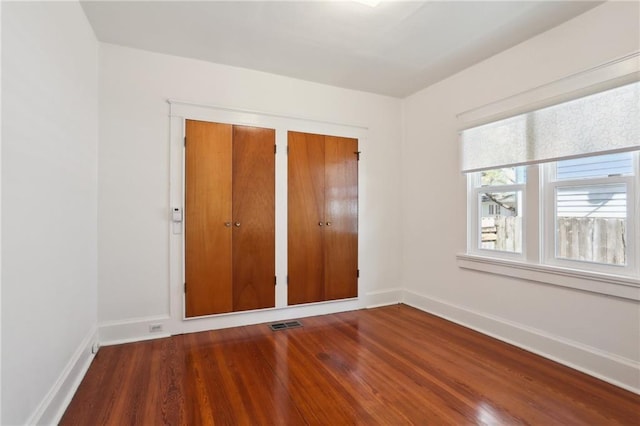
[{"x1": 61, "y1": 305, "x2": 640, "y2": 425}]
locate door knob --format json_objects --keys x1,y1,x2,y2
[
  {"x1": 326, "y1": 222, "x2": 332, "y2": 226},
  {"x1": 224, "y1": 222, "x2": 231, "y2": 227},
  {"x1": 234, "y1": 222, "x2": 241, "y2": 227},
  {"x1": 318, "y1": 222, "x2": 324, "y2": 227}
]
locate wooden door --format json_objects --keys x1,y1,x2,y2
[
  {"x1": 288, "y1": 131, "x2": 326, "y2": 305},
  {"x1": 232, "y1": 126, "x2": 276, "y2": 311},
  {"x1": 324, "y1": 136, "x2": 358, "y2": 300},
  {"x1": 185, "y1": 120, "x2": 233, "y2": 317},
  {"x1": 288, "y1": 131, "x2": 359, "y2": 305}
]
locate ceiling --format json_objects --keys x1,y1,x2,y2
[{"x1": 80, "y1": 1, "x2": 602, "y2": 98}]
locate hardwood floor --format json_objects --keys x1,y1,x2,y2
[{"x1": 61, "y1": 305, "x2": 640, "y2": 425}]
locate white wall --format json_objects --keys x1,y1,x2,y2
[
  {"x1": 402, "y1": 2, "x2": 640, "y2": 391},
  {"x1": 1, "y1": 2, "x2": 99, "y2": 424},
  {"x1": 3, "y1": 3, "x2": 634, "y2": 422},
  {"x1": 0, "y1": 0, "x2": 4, "y2": 421},
  {"x1": 98, "y1": 44, "x2": 403, "y2": 339}
]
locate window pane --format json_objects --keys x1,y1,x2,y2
[
  {"x1": 480, "y1": 167, "x2": 526, "y2": 186},
  {"x1": 556, "y1": 184, "x2": 626, "y2": 265},
  {"x1": 556, "y1": 152, "x2": 634, "y2": 180},
  {"x1": 479, "y1": 191, "x2": 522, "y2": 253}
]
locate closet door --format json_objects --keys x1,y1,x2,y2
[
  {"x1": 185, "y1": 120, "x2": 233, "y2": 317},
  {"x1": 185, "y1": 120, "x2": 275, "y2": 317},
  {"x1": 232, "y1": 126, "x2": 276, "y2": 311},
  {"x1": 288, "y1": 131, "x2": 325, "y2": 305},
  {"x1": 324, "y1": 136, "x2": 358, "y2": 300},
  {"x1": 288, "y1": 131, "x2": 358, "y2": 306}
]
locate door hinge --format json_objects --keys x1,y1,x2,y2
[
  {"x1": 274, "y1": 144, "x2": 277, "y2": 154},
  {"x1": 355, "y1": 151, "x2": 361, "y2": 161},
  {"x1": 184, "y1": 282, "x2": 186, "y2": 293},
  {"x1": 274, "y1": 276, "x2": 277, "y2": 286},
  {"x1": 287, "y1": 146, "x2": 289, "y2": 155},
  {"x1": 286, "y1": 275, "x2": 289, "y2": 284},
  {"x1": 184, "y1": 137, "x2": 187, "y2": 147},
  {"x1": 357, "y1": 269, "x2": 360, "y2": 278}
]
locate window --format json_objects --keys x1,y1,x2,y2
[
  {"x1": 545, "y1": 152, "x2": 636, "y2": 272},
  {"x1": 462, "y1": 81, "x2": 640, "y2": 283},
  {"x1": 470, "y1": 167, "x2": 525, "y2": 254},
  {"x1": 467, "y1": 153, "x2": 638, "y2": 278}
]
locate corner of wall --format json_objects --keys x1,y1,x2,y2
[
  {"x1": 26, "y1": 326, "x2": 100, "y2": 425},
  {"x1": 365, "y1": 288, "x2": 404, "y2": 309},
  {"x1": 98, "y1": 315, "x2": 172, "y2": 346},
  {"x1": 0, "y1": 0, "x2": 4, "y2": 422}
]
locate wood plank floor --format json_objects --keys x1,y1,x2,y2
[{"x1": 61, "y1": 304, "x2": 640, "y2": 425}]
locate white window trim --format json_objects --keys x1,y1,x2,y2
[
  {"x1": 468, "y1": 174, "x2": 526, "y2": 260},
  {"x1": 456, "y1": 253, "x2": 640, "y2": 301},
  {"x1": 457, "y1": 55, "x2": 640, "y2": 300},
  {"x1": 460, "y1": 154, "x2": 640, "y2": 300},
  {"x1": 542, "y1": 156, "x2": 638, "y2": 278},
  {"x1": 457, "y1": 52, "x2": 639, "y2": 130}
]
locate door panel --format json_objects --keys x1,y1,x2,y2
[
  {"x1": 232, "y1": 126, "x2": 276, "y2": 311},
  {"x1": 288, "y1": 131, "x2": 325, "y2": 305},
  {"x1": 324, "y1": 136, "x2": 358, "y2": 301},
  {"x1": 185, "y1": 120, "x2": 233, "y2": 317}
]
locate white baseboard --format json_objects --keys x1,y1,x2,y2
[
  {"x1": 365, "y1": 288, "x2": 403, "y2": 308},
  {"x1": 98, "y1": 314, "x2": 172, "y2": 346},
  {"x1": 97, "y1": 289, "x2": 639, "y2": 397},
  {"x1": 26, "y1": 326, "x2": 99, "y2": 425},
  {"x1": 31, "y1": 285, "x2": 637, "y2": 426},
  {"x1": 99, "y1": 289, "x2": 406, "y2": 346},
  {"x1": 99, "y1": 301, "x2": 365, "y2": 346},
  {"x1": 403, "y1": 290, "x2": 640, "y2": 394}
]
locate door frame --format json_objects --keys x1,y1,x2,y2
[{"x1": 168, "y1": 100, "x2": 368, "y2": 332}]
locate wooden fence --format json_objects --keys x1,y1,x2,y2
[
  {"x1": 482, "y1": 216, "x2": 626, "y2": 265},
  {"x1": 481, "y1": 217, "x2": 521, "y2": 252},
  {"x1": 556, "y1": 217, "x2": 625, "y2": 265}
]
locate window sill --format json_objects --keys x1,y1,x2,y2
[{"x1": 456, "y1": 253, "x2": 640, "y2": 301}]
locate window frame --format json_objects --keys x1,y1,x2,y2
[
  {"x1": 468, "y1": 170, "x2": 526, "y2": 260},
  {"x1": 542, "y1": 151, "x2": 639, "y2": 278},
  {"x1": 458, "y1": 61, "x2": 640, "y2": 299},
  {"x1": 464, "y1": 152, "x2": 640, "y2": 291}
]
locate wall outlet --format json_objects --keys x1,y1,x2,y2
[
  {"x1": 91, "y1": 342, "x2": 100, "y2": 354},
  {"x1": 149, "y1": 324, "x2": 163, "y2": 333}
]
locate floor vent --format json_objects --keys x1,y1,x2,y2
[{"x1": 269, "y1": 320, "x2": 303, "y2": 331}]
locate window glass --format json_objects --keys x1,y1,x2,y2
[
  {"x1": 480, "y1": 167, "x2": 526, "y2": 186},
  {"x1": 479, "y1": 191, "x2": 522, "y2": 253},
  {"x1": 555, "y1": 183, "x2": 627, "y2": 265},
  {"x1": 556, "y1": 152, "x2": 634, "y2": 180}
]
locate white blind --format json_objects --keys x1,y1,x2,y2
[{"x1": 461, "y1": 81, "x2": 640, "y2": 173}]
